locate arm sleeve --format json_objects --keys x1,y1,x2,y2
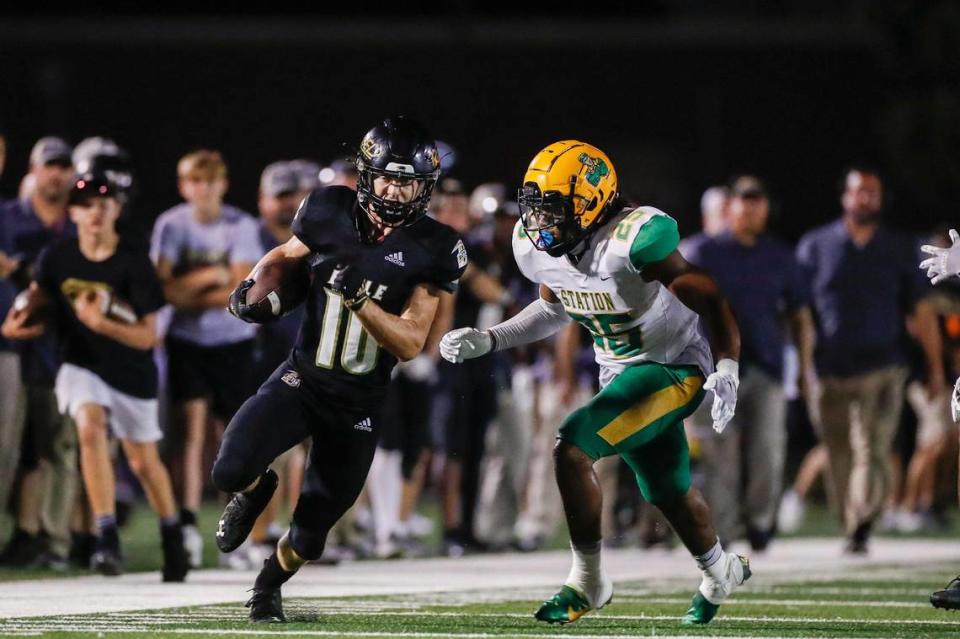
[
  {"x1": 32, "y1": 246, "x2": 57, "y2": 296},
  {"x1": 487, "y1": 297, "x2": 570, "y2": 352},
  {"x1": 628, "y1": 214, "x2": 680, "y2": 270},
  {"x1": 425, "y1": 236, "x2": 469, "y2": 293},
  {"x1": 291, "y1": 187, "x2": 357, "y2": 255},
  {"x1": 783, "y1": 251, "x2": 810, "y2": 312},
  {"x1": 149, "y1": 214, "x2": 178, "y2": 265},
  {"x1": 230, "y1": 215, "x2": 265, "y2": 265}
]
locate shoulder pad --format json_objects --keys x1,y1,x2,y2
[
  {"x1": 607, "y1": 207, "x2": 679, "y2": 269},
  {"x1": 434, "y1": 230, "x2": 469, "y2": 293},
  {"x1": 291, "y1": 186, "x2": 358, "y2": 254}
]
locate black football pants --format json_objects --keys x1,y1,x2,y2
[{"x1": 211, "y1": 363, "x2": 379, "y2": 560}]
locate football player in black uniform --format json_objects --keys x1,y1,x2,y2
[{"x1": 213, "y1": 116, "x2": 467, "y2": 623}]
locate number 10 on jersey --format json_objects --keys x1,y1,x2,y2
[{"x1": 315, "y1": 290, "x2": 380, "y2": 375}]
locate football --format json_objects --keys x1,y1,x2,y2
[
  {"x1": 11, "y1": 285, "x2": 51, "y2": 327},
  {"x1": 246, "y1": 255, "x2": 311, "y2": 317}
]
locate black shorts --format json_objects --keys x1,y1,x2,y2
[
  {"x1": 166, "y1": 336, "x2": 254, "y2": 420},
  {"x1": 211, "y1": 361, "x2": 381, "y2": 560},
  {"x1": 380, "y1": 371, "x2": 432, "y2": 478}
]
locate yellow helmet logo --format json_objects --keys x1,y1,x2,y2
[
  {"x1": 523, "y1": 140, "x2": 618, "y2": 231},
  {"x1": 519, "y1": 141, "x2": 619, "y2": 255}
]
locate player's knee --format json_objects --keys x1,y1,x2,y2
[
  {"x1": 211, "y1": 456, "x2": 255, "y2": 493},
  {"x1": 639, "y1": 475, "x2": 690, "y2": 510},
  {"x1": 288, "y1": 527, "x2": 326, "y2": 561}
]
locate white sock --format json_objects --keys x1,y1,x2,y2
[
  {"x1": 367, "y1": 448, "x2": 403, "y2": 546},
  {"x1": 564, "y1": 541, "x2": 612, "y2": 606},
  {"x1": 694, "y1": 538, "x2": 724, "y2": 575}
]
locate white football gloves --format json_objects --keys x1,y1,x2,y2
[
  {"x1": 439, "y1": 327, "x2": 493, "y2": 364},
  {"x1": 703, "y1": 358, "x2": 740, "y2": 434},
  {"x1": 952, "y1": 377, "x2": 960, "y2": 423},
  {"x1": 920, "y1": 229, "x2": 960, "y2": 285}
]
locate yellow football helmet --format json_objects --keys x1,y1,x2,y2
[{"x1": 518, "y1": 140, "x2": 619, "y2": 256}]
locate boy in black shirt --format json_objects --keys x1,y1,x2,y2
[{"x1": 2, "y1": 171, "x2": 189, "y2": 581}]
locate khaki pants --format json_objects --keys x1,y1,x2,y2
[
  {"x1": 20, "y1": 385, "x2": 79, "y2": 556},
  {"x1": 693, "y1": 367, "x2": 787, "y2": 542},
  {"x1": 818, "y1": 366, "x2": 908, "y2": 535},
  {"x1": 0, "y1": 352, "x2": 23, "y2": 536}
]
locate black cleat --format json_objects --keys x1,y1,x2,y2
[
  {"x1": 161, "y1": 524, "x2": 190, "y2": 583},
  {"x1": 91, "y1": 548, "x2": 123, "y2": 576},
  {"x1": 932, "y1": 576, "x2": 960, "y2": 610},
  {"x1": 246, "y1": 587, "x2": 286, "y2": 623},
  {"x1": 844, "y1": 522, "x2": 871, "y2": 555},
  {"x1": 216, "y1": 470, "x2": 279, "y2": 553},
  {"x1": 0, "y1": 529, "x2": 46, "y2": 567},
  {"x1": 91, "y1": 527, "x2": 123, "y2": 576}
]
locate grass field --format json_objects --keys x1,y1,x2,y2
[
  {"x1": 2, "y1": 502, "x2": 960, "y2": 638},
  {"x1": 1, "y1": 552, "x2": 959, "y2": 638}
]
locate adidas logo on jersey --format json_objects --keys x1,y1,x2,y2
[
  {"x1": 384, "y1": 252, "x2": 405, "y2": 266},
  {"x1": 353, "y1": 417, "x2": 373, "y2": 432}
]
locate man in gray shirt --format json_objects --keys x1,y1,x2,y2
[
  {"x1": 796, "y1": 166, "x2": 943, "y2": 554},
  {"x1": 150, "y1": 150, "x2": 263, "y2": 567}
]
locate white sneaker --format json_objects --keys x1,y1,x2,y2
[
  {"x1": 896, "y1": 510, "x2": 924, "y2": 533},
  {"x1": 777, "y1": 490, "x2": 805, "y2": 534},
  {"x1": 879, "y1": 509, "x2": 900, "y2": 532},
  {"x1": 699, "y1": 552, "x2": 750, "y2": 605},
  {"x1": 182, "y1": 524, "x2": 204, "y2": 568},
  {"x1": 403, "y1": 513, "x2": 433, "y2": 539},
  {"x1": 682, "y1": 552, "x2": 751, "y2": 625},
  {"x1": 374, "y1": 539, "x2": 404, "y2": 560}
]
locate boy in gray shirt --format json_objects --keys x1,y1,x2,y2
[{"x1": 150, "y1": 150, "x2": 263, "y2": 567}]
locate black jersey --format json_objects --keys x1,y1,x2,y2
[
  {"x1": 34, "y1": 237, "x2": 166, "y2": 399},
  {"x1": 289, "y1": 186, "x2": 466, "y2": 406}
]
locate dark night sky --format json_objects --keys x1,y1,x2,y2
[{"x1": 0, "y1": 6, "x2": 948, "y2": 245}]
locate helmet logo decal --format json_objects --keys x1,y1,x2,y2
[
  {"x1": 423, "y1": 146, "x2": 439, "y2": 169},
  {"x1": 578, "y1": 153, "x2": 610, "y2": 187},
  {"x1": 360, "y1": 137, "x2": 383, "y2": 159}
]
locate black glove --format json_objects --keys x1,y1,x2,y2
[
  {"x1": 325, "y1": 264, "x2": 369, "y2": 311},
  {"x1": 227, "y1": 279, "x2": 276, "y2": 324}
]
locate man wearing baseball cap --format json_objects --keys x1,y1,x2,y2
[
  {"x1": 0, "y1": 136, "x2": 78, "y2": 569},
  {"x1": 683, "y1": 175, "x2": 815, "y2": 552}
]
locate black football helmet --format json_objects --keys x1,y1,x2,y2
[
  {"x1": 68, "y1": 170, "x2": 121, "y2": 206},
  {"x1": 72, "y1": 137, "x2": 136, "y2": 205},
  {"x1": 355, "y1": 116, "x2": 440, "y2": 243}
]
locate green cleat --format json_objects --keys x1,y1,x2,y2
[
  {"x1": 534, "y1": 585, "x2": 612, "y2": 624},
  {"x1": 681, "y1": 553, "x2": 751, "y2": 625},
  {"x1": 681, "y1": 591, "x2": 720, "y2": 625}
]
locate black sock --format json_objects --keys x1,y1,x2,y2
[
  {"x1": 96, "y1": 525, "x2": 120, "y2": 553},
  {"x1": 180, "y1": 509, "x2": 197, "y2": 527},
  {"x1": 254, "y1": 552, "x2": 296, "y2": 590},
  {"x1": 247, "y1": 472, "x2": 276, "y2": 503}
]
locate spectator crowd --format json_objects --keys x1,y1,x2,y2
[{"x1": 0, "y1": 132, "x2": 957, "y2": 576}]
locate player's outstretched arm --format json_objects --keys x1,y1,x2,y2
[
  {"x1": 644, "y1": 250, "x2": 741, "y2": 433},
  {"x1": 439, "y1": 284, "x2": 570, "y2": 364}
]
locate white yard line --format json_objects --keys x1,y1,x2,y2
[
  {"x1": 0, "y1": 538, "x2": 957, "y2": 619},
  {"x1": 0, "y1": 633, "x2": 889, "y2": 639}
]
